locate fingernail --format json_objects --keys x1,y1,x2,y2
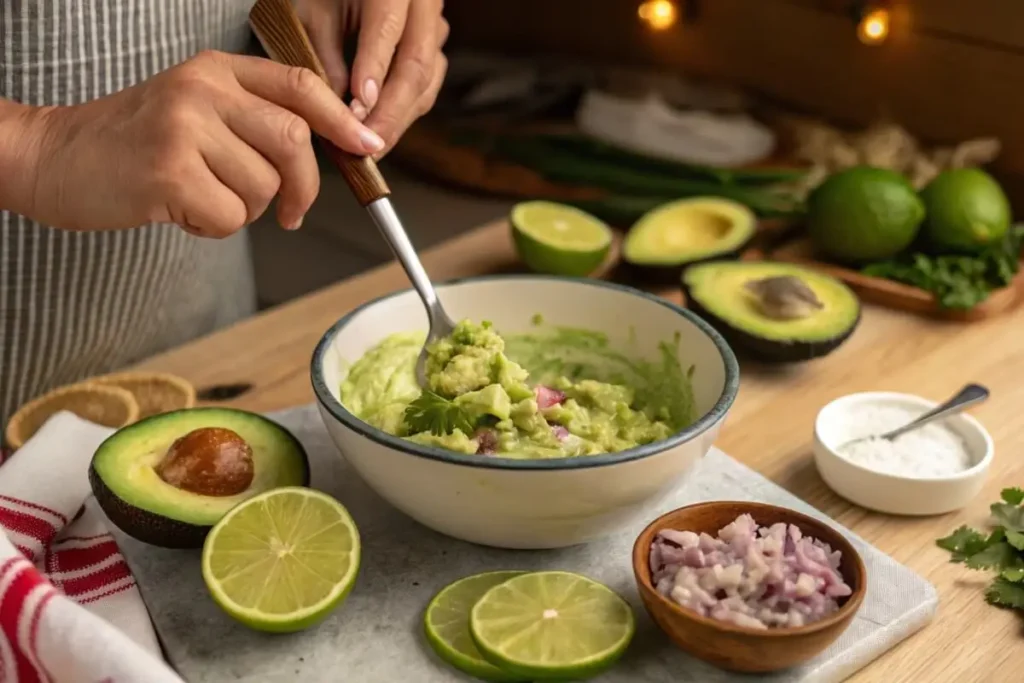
[
  {"x1": 359, "y1": 127, "x2": 385, "y2": 153},
  {"x1": 287, "y1": 216, "x2": 304, "y2": 231},
  {"x1": 363, "y1": 79, "x2": 379, "y2": 109},
  {"x1": 351, "y1": 100, "x2": 368, "y2": 121}
]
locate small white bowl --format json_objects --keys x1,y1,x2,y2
[
  {"x1": 813, "y1": 391, "x2": 993, "y2": 516},
  {"x1": 311, "y1": 275, "x2": 739, "y2": 549}
]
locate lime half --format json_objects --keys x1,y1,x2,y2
[
  {"x1": 424, "y1": 571, "x2": 529, "y2": 682},
  {"x1": 511, "y1": 201, "x2": 613, "y2": 277},
  {"x1": 201, "y1": 486, "x2": 360, "y2": 633},
  {"x1": 470, "y1": 571, "x2": 635, "y2": 680}
]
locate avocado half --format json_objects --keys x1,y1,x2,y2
[
  {"x1": 89, "y1": 407, "x2": 310, "y2": 549},
  {"x1": 682, "y1": 261, "x2": 861, "y2": 363},
  {"x1": 622, "y1": 197, "x2": 757, "y2": 282}
]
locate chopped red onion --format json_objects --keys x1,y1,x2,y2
[
  {"x1": 535, "y1": 385, "x2": 566, "y2": 410},
  {"x1": 551, "y1": 425, "x2": 570, "y2": 441},
  {"x1": 650, "y1": 514, "x2": 853, "y2": 629},
  {"x1": 474, "y1": 428, "x2": 497, "y2": 455}
]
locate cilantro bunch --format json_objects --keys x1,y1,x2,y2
[
  {"x1": 936, "y1": 487, "x2": 1024, "y2": 610},
  {"x1": 863, "y1": 224, "x2": 1024, "y2": 310}
]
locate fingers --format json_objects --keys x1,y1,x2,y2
[
  {"x1": 363, "y1": 0, "x2": 443, "y2": 150},
  {"x1": 437, "y1": 15, "x2": 450, "y2": 51},
  {"x1": 419, "y1": 51, "x2": 447, "y2": 118},
  {"x1": 166, "y1": 165, "x2": 249, "y2": 239},
  {"x1": 228, "y1": 54, "x2": 384, "y2": 156},
  {"x1": 298, "y1": 0, "x2": 349, "y2": 95},
  {"x1": 415, "y1": 18, "x2": 449, "y2": 118},
  {"x1": 349, "y1": 0, "x2": 411, "y2": 116},
  {"x1": 220, "y1": 94, "x2": 320, "y2": 229},
  {"x1": 200, "y1": 118, "x2": 290, "y2": 229}
]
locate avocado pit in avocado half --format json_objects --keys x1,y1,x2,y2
[
  {"x1": 89, "y1": 408, "x2": 310, "y2": 549},
  {"x1": 744, "y1": 275, "x2": 825, "y2": 321},
  {"x1": 155, "y1": 427, "x2": 255, "y2": 497},
  {"x1": 683, "y1": 261, "x2": 860, "y2": 363}
]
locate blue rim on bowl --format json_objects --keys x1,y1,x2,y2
[{"x1": 310, "y1": 274, "x2": 740, "y2": 471}]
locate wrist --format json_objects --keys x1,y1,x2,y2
[{"x1": 0, "y1": 101, "x2": 61, "y2": 219}]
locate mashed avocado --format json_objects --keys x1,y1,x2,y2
[{"x1": 340, "y1": 320, "x2": 696, "y2": 459}]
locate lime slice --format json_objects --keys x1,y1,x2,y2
[
  {"x1": 511, "y1": 201, "x2": 613, "y2": 277},
  {"x1": 424, "y1": 571, "x2": 530, "y2": 682},
  {"x1": 470, "y1": 571, "x2": 635, "y2": 680},
  {"x1": 201, "y1": 486, "x2": 360, "y2": 633}
]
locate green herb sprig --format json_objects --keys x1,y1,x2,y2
[
  {"x1": 403, "y1": 390, "x2": 476, "y2": 437},
  {"x1": 863, "y1": 224, "x2": 1024, "y2": 310},
  {"x1": 936, "y1": 487, "x2": 1024, "y2": 611}
]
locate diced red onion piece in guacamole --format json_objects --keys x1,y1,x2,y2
[
  {"x1": 551, "y1": 425, "x2": 570, "y2": 441},
  {"x1": 649, "y1": 513, "x2": 852, "y2": 629},
  {"x1": 474, "y1": 428, "x2": 497, "y2": 455},
  {"x1": 535, "y1": 385, "x2": 566, "y2": 409}
]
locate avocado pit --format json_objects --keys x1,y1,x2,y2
[
  {"x1": 156, "y1": 427, "x2": 254, "y2": 497},
  {"x1": 744, "y1": 275, "x2": 825, "y2": 321}
]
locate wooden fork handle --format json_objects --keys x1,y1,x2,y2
[{"x1": 248, "y1": 0, "x2": 390, "y2": 206}]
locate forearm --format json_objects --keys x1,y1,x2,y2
[{"x1": 0, "y1": 98, "x2": 54, "y2": 219}]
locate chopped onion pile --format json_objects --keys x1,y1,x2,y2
[{"x1": 650, "y1": 514, "x2": 853, "y2": 629}]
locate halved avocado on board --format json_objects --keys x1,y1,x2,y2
[
  {"x1": 89, "y1": 407, "x2": 310, "y2": 549},
  {"x1": 683, "y1": 261, "x2": 861, "y2": 363},
  {"x1": 623, "y1": 198, "x2": 757, "y2": 282}
]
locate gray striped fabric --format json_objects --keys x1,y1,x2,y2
[{"x1": 0, "y1": 0, "x2": 260, "y2": 429}]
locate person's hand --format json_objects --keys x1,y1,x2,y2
[
  {"x1": 27, "y1": 50, "x2": 385, "y2": 236},
  {"x1": 297, "y1": 0, "x2": 448, "y2": 156}
]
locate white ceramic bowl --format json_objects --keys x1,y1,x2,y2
[
  {"x1": 311, "y1": 275, "x2": 739, "y2": 549},
  {"x1": 813, "y1": 391, "x2": 993, "y2": 516}
]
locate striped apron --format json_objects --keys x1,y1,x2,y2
[{"x1": 0, "y1": 0, "x2": 259, "y2": 428}]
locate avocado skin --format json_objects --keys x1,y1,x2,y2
[
  {"x1": 683, "y1": 286, "x2": 861, "y2": 364},
  {"x1": 89, "y1": 463, "x2": 212, "y2": 548},
  {"x1": 88, "y1": 408, "x2": 312, "y2": 549}
]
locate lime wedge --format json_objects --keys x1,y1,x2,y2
[
  {"x1": 424, "y1": 571, "x2": 530, "y2": 682},
  {"x1": 511, "y1": 201, "x2": 613, "y2": 277},
  {"x1": 470, "y1": 571, "x2": 635, "y2": 680},
  {"x1": 201, "y1": 486, "x2": 360, "y2": 633}
]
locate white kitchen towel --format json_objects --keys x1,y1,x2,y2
[{"x1": 0, "y1": 411, "x2": 184, "y2": 683}]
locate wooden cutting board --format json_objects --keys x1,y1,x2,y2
[{"x1": 745, "y1": 238, "x2": 1024, "y2": 322}]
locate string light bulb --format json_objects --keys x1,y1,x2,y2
[
  {"x1": 638, "y1": 0, "x2": 679, "y2": 31},
  {"x1": 856, "y1": 5, "x2": 890, "y2": 45}
]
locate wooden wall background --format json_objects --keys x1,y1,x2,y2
[{"x1": 444, "y1": 0, "x2": 1024, "y2": 210}]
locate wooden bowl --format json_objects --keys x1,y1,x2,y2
[
  {"x1": 4, "y1": 382, "x2": 140, "y2": 450},
  {"x1": 91, "y1": 371, "x2": 196, "y2": 419},
  {"x1": 631, "y1": 501, "x2": 867, "y2": 673}
]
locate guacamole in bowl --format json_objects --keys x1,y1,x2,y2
[
  {"x1": 340, "y1": 319, "x2": 697, "y2": 459},
  {"x1": 311, "y1": 275, "x2": 738, "y2": 549}
]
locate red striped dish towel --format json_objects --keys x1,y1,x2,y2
[{"x1": 0, "y1": 411, "x2": 183, "y2": 683}]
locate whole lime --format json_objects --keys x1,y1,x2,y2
[
  {"x1": 807, "y1": 166, "x2": 925, "y2": 264},
  {"x1": 920, "y1": 168, "x2": 1011, "y2": 253}
]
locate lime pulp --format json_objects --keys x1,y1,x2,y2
[
  {"x1": 424, "y1": 571, "x2": 530, "y2": 682},
  {"x1": 201, "y1": 486, "x2": 360, "y2": 633},
  {"x1": 469, "y1": 571, "x2": 635, "y2": 680}
]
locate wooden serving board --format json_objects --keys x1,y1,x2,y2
[{"x1": 745, "y1": 237, "x2": 1024, "y2": 322}]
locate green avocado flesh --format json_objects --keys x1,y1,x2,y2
[
  {"x1": 623, "y1": 198, "x2": 756, "y2": 268},
  {"x1": 683, "y1": 261, "x2": 860, "y2": 362},
  {"x1": 90, "y1": 408, "x2": 309, "y2": 547},
  {"x1": 339, "y1": 320, "x2": 697, "y2": 459}
]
